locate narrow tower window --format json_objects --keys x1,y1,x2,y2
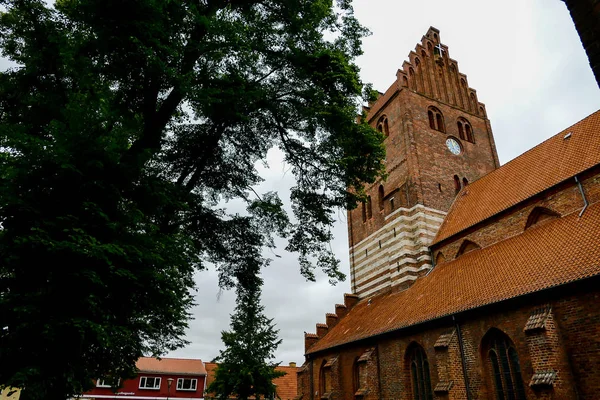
[
  {"x1": 378, "y1": 185, "x2": 384, "y2": 211},
  {"x1": 427, "y1": 106, "x2": 445, "y2": 133},
  {"x1": 457, "y1": 121, "x2": 465, "y2": 140},
  {"x1": 458, "y1": 117, "x2": 474, "y2": 143},
  {"x1": 462, "y1": 177, "x2": 469, "y2": 187},
  {"x1": 453, "y1": 175, "x2": 461, "y2": 193}
]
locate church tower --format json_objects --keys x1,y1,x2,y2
[{"x1": 348, "y1": 27, "x2": 500, "y2": 298}]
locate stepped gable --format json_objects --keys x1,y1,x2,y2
[
  {"x1": 306, "y1": 199, "x2": 600, "y2": 354},
  {"x1": 433, "y1": 109, "x2": 600, "y2": 245},
  {"x1": 367, "y1": 26, "x2": 487, "y2": 123}
]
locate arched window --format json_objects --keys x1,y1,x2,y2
[
  {"x1": 403, "y1": 76, "x2": 409, "y2": 87},
  {"x1": 525, "y1": 206, "x2": 560, "y2": 230},
  {"x1": 352, "y1": 357, "x2": 360, "y2": 394},
  {"x1": 456, "y1": 239, "x2": 480, "y2": 258},
  {"x1": 458, "y1": 117, "x2": 474, "y2": 143},
  {"x1": 483, "y1": 329, "x2": 526, "y2": 400},
  {"x1": 462, "y1": 177, "x2": 469, "y2": 187},
  {"x1": 378, "y1": 185, "x2": 384, "y2": 211},
  {"x1": 427, "y1": 106, "x2": 445, "y2": 133},
  {"x1": 436, "y1": 114, "x2": 444, "y2": 132},
  {"x1": 366, "y1": 196, "x2": 372, "y2": 219},
  {"x1": 465, "y1": 124, "x2": 474, "y2": 142},
  {"x1": 453, "y1": 175, "x2": 461, "y2": 193},
  {"x1": 361, "y1": 202, "x2": 367, "y2": 223},
  {"x1": 407, "y1": 344, "x2": 433, "y2": 400},
  {"x1": 479, "y1": 106, "x2": 485, "y2": 117},
  {"x1": 377, "y1": 115, "x2": 390, "y2": 137},
  {"x1": 435, "y1": 252, "x2": 446, "y2": 265},
  {"x1": 319, "y1": 360, "x2": 329, "y2": 396}
]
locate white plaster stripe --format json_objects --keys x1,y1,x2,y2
[
  {"x1": 355, "y1": 262, "x2": 433, "y2": 298},
  {"x1": 385, "y1": 204, "x2": 447, "y2": 221},
  {"x1": 353, "y1": 251, "x2": 430, "y2": 282},
  {"x1": 353, "y1": 242, "x2": 432, "y2": 268},
  {"x1": 349, "y1": 205, "x2": 446, "y2": 251},
  {"x1": 354, "y1": 261, "x2": 431, "y2": 289},
  {"x1": 350, "y1": 225, "x2": 440, "y2": 258},
  {"x1": 355, "y1": 262, "x2": 431, "y2": 296}
]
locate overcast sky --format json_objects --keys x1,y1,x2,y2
[
  {"x1": 170, "y1": 0, "x2": 600, "y2": 366},
  {"x1": 1, "y1": 0, "x2": 598, "y2": 368}
]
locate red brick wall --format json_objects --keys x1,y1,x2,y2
[
  {"x1": 349, "y1": 86, "x2": 499, "y2": 246},
  {"x1": 301, "y1": 285, "x2": 600, "y2": 399}
]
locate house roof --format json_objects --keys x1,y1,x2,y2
[
  {"x1": 136, "y1": 357, "x2": 207, "y2": 376},
  {"x1": 307, "y1": 199, "x2": 600, "y2": 354},
  {"x1": 433, "y1": 109, "x2": 600, "y2": 245},
  {"x1": 204, "y1": 362, "x2": 298, "y2": 400}
]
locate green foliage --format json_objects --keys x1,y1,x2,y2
[
  {"x1": 0, "y1": 0, "x2": 385, "y2": 398},
  {"x1": 208, "y1": 272, "x2": 284, "y2": 400}
]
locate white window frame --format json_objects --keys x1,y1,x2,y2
[
  {"x1": 96, "y1": 378, "x2": 120, "y2": 388},
  {"x1": 139, "y1": 376, "x2": 161, "y2": 390},
  {"x1": 96, "y1": 379, "x2": 111, "y2": 388},
  {"x1": 176, "y1": 378, "x2": 198, "y2": 391}
]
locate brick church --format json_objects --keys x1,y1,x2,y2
[{"x1": 297, "y1": 27, "x2": 600, "y2": 399}]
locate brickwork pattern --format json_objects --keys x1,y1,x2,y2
[
  {"x1": 348, "y1": 27, "x2": 498, "y2": 298},
  {"x1": 301, "y1": 293, "x2": 600, "y2": 399}
]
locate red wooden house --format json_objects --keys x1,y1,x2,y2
[{"x1": 81, "y1": 357, "x2": 207, "y2": 399}]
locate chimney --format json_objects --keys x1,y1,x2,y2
[
  {"x1": 289, "y1": 362, "x2": 297, "y2": 368},
  {"x1": 304, "y1": 333, "x2": 318, "y2": 352},
  {"x1": 344, "y1": 293, "x2": 360, "y2": 310}
]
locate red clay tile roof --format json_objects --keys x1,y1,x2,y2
[
  {"x1": 136, "y1": 357, "x2": 207, "y2": 375},
  {"x1": 307, "y1": 200, "x2": 600, "y2": 354},
  {"x1": 433, "y1": 110, "x2": 600, "y2": 245},
  {"x1": 204, "y1": 362, "x2": 298, "y2": 400}
]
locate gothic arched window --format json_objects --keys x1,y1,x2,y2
[
  {"x1": 377, "y1": 115, "x2": 390, "y2": 138},
  {"x1": 352, "y1": 357, "x2": 360, "y2": 394},
  {"x1": 458, "y1": 117, "x2": 474, "y2": 143},
  {"x1": 407, "y1": 344, "x2": 433, "y2": 400},
  {"x1": 319, "y1": 360, "x2": 330, "y2": 396},
  {"x1": 378, "y1": 185, "x2": 384, "y2": 211},
  {"x1": 483, "y1": 329, "x2": 526, "y2": 400},
  {"x1": 427, "y1": 106, "x2": 445, "y2": 133},
  {"x1": 366, "y1": 196, "x2": 372, "y2": 219},
  {"x1": 361, "y1": 202, "x2": 367, "y2": 223},
  {"x1": 457, "y1": 121, "x2": 465, "y2": 140},
  {"x1": 453, "y1": 175, "x2": 461, "y2": 193}
]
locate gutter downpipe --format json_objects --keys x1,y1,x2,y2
[
  {"x1": 574, "y1": 175, "x2": 589, "y2": 217},
  {"x1": 453, "y1": 315, "x2": 472, "y2": 400}
]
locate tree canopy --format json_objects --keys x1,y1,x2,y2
[{"x1": 0, "y1": 0, "x2": 385, "y2": 398}]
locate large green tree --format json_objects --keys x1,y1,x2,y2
[
  {"x1": 208, "y1": 268, "x2": 284, "y2": 400},
  {"x1": 0, "y1": 0, "x2": 384, "y2": 399}
]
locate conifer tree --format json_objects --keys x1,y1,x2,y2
[{"x1": 208, "y1": 269, "x2": 284, "y2": 400}]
